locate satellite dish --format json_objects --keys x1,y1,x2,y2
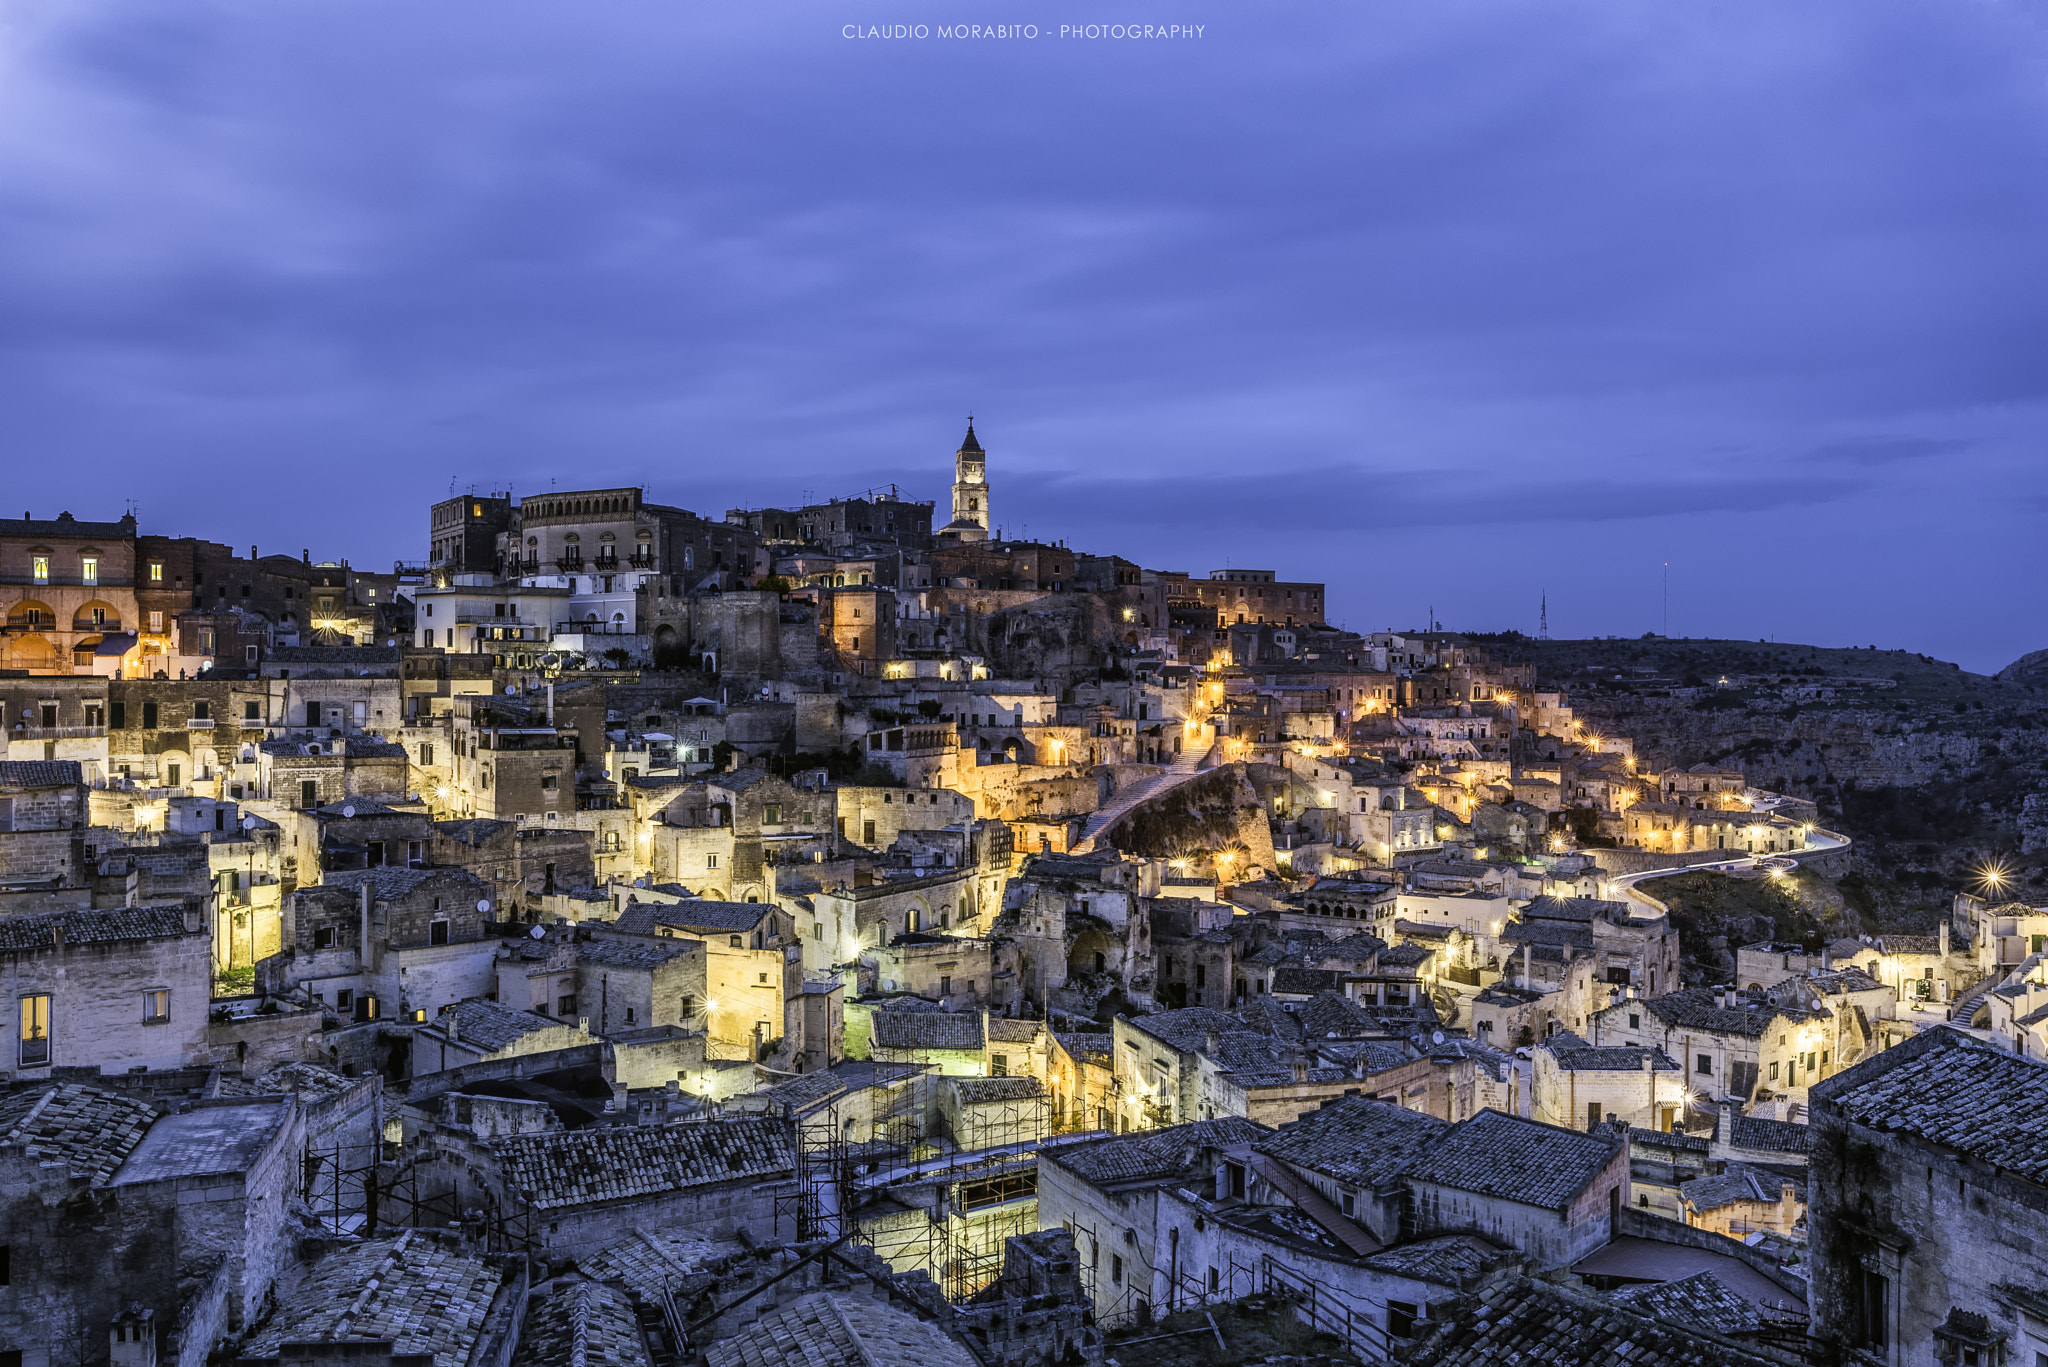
[
  {"x1": 478, "y1": 899, "x2": 493, "y2": 913},
  {"x1": 241, "y1": 816, "x2": 256, "y2": 831},
  {"x1": 528, "y1": 924, "x2": 546, "y2": 940},
  {"x1": 341, "y1": 804, "x2": 356, "y2": 818},
  {"x1": 1432, "y1": 1030, "x2": 1445, "y2": 1045}
]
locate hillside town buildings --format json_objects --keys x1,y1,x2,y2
[{"x1": 0, "y1": 423, "x2": 2030, "y2": 1366}]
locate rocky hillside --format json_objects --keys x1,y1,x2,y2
[{"x1": 1489, "y1": 635, "x2": 2048, "y2": 931}]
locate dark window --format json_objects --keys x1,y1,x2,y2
[
  {"x1": 304, "y1": 701, "x2": 321, "y2": 727},
  {"x1": 429, "y1": 920, "x2": 450, "y2": 946},
  {"x1": 244, "y1": 700, "x2": 260, "y2": 720},
  {"x1": 334, "y1": 989, "x2": 353, "y2": 1010},
  {"x1": 557, "y1": 995, "x2": 577, "y2": 1016},
  {"x1": 301, "y1": 780, "x2": 318, "y2": 809},
  {"x1": 1697, "y1": 1053, "x2": 1713, "y2": 1074},
  {"x1": 193, "y1": 700, "x2": 209, "y2": 721},
  {"x1": 142, "y1": 700, "x2": 158, "y2": 729},
  {"x1": 109, "y1": 700, "x2": 125, "y2": 728},
  {"x1": 1859, "y1": 1269, "x2": 1888, "y2": 1346},
  {"x1": 314, "y1": 926, "x2": 338, "y2": 949}
]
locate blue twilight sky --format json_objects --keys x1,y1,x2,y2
[{"x1": 1, "y1": 0, "x2": 2044, "y2": 671}]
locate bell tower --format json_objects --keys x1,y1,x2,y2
[{"x1": 945, "y1": 419, "x2": 990, "y2": 544}]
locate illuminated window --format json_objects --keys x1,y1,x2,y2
[
  {"x1": 31, "y1": 557, "x2": 48, "y2": 584},
  {"x1": 149, "y1": 562, "x2": 163, "y2": 582},
  {"x1": 142, "y1": 989, "x2": 169, "y2": 1024},
  {"x1": 19, "y1": 995, "x2": 50, "y2": 1066},
  {"x1": 80, "y1": 557, "x2": 97, "y2": 584}
]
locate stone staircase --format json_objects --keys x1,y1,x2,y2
[
  {"x1": 1949, "y1": 972, "x2": 2001, "y2": 1026},
  {"x1": 1071, "y1": 743, "x2": 1215, "y2": 855}
]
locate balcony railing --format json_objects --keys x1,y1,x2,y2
[
  {"x1": 553, "y1": 621, "x2": 638, "y2": 636},
  {"x1": 7, "y1": 724, "x2": 106, "y2": 740},
  {"x1": 188, "y1": 717, "x2": 216, "y2": 730},
  {"x1": 553, "y1": 556, "x2": 585, "y2": 572},
  {"x1": 627, "y1": 552, "x2": 655, "y2": 568}
]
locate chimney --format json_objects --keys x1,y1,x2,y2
[
  {"x1": 1292, "y1": 1049, "x2": 1308, "y2": 1084},
  {"x1": 1521, "y1": 942, "x2": 1532, "y2": 990},
  {"x1": 302, "y1": 548, "x2": 311, "y2": 565},
  {"x1": 1821, "y1": 942, "x2": 1833, "y2": 972},
  {"x1": 182, "y1": 902, "x2": 202, "y2": 934},
  {"x1": 1204, "y1": 1028, "x2": 1220, "y2": 1056},
  {"x1": 447, "y1": 1011, "x2": 460, "y2": 1044},
  {"x1": 360, "y1": 879, "x2": 375, "y2": 966},
  {"x1": 250, "y1": 545, "x2": 258, "y2": 560},
  {"x1": 1940, "y1": 920, "x2": 1951, "y2": 958}
]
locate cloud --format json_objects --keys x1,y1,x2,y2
[{"x1": 0, "y1": 0, "x2": 2041, "y2": 666}]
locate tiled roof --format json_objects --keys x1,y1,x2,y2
[
  {"x1": 0, "y1": 1084, "x2": 158, "y2": 1186},
  {"x1": 0, "y1": 760, "x2": 83, "y2": 789},
  {"x1": 492, "y1": 1117, "x2": 794, "y2": 1210},
  {"x1": 1125, "y1": 1007, "x2": 1246, "y2": 1054},
  {"x1": 1609, "y1": 1272, "x2": 1766, "y2": 1336},
  {"x1": 1520, "y1": 896, "x2": 1628, "y2": 923},
  {"x1": 1641, "y1": 988, "x2": 1812, "y2": 1039},
  {"x1": 579, "y1": 1229, "x2": 742, "y2": 1300},
  {"x1": 443, "y1": 1000, "x2": 564, "y2": 1053},
  {"x1": 1360, "y1": 1233, "x2": 1500, "y2": 1287},
  {"x1": 1043, "y1": 1117, "x2": 1268, "y2": 1187},
  {"x1": 1544, "y1": 1041, "x2": 1680, "y2": 1073},
  {"x1": 1052, "y1": 1032, "x2": 1111, "y2": 1063},
  {"x1": 513, "y1": 1279, "x2": 650, "y2": 1367},
  {"x1": 1297, "y1": 992, "x2": 1378, "y2": 1038},
  {"x1": 1271, "y1": 966, "x2": 1342, "y2": 995},
  {"x1": 615, "y1": 900, "x2": 772, "y2": 935},
  {"x1": 1400, "y1": 1110, "x2": 1621, "y2": 1212},
  {"x1": 1813, "y1": 1027, "x2": 2048, "y2": 1182},
  {"x1": 871, "y1": 1010, "x2": 984, "y2": 1052},
  {"x1": 1874, "y1": 934, "x2": 1943, "y2": 955},
  {"x1": 1473, "y1": 984, "x2": 1542, "y2": 1006},
  {"x1": 986, "y1": 1017, "x2": 1043, "y2": 1043},
  {"x1": 436, "y1": 818, "x2": 516, "y2": 843},
  {"x1": 244, "y1": 1231, "x2": 509, "y2": 1361},
  {"x1": 950, "y1": 1077, "x2": 1044, "y2": 1105},
  {"x1": 705, "y1": 1290, "x2": 977, "y2": 1367},
  {"x1": 579, "y1": 938, "x2": 695, "y2": 969},
  {"x1": 1257, "y1": 1096, "x2": 1449, "y2": 1189},
  {"x1": 1720, "y1": 1111, "x2": 1812, "y2": 1156},
  {"x1": 1405, "y1": 1269, "x2": 1787, "y2": 1367},
  {"x1": 1681, "y1": 1163, "x2": 1802, "y2": 1213},
  {"x1": 0, "y1": 905, "x2": 193, "y2": 953}
]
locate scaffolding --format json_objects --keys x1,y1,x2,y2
[{"x1": 776, "y1": 1079, "x2": 1070, "y2": 1304}]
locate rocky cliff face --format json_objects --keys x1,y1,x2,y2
[
  {"x1": 1099, "y1": 764, "x2": 1277, "y2": 873},
  {"x1": 1494, "y1": 634, "x2": 2048, "y2": 929}
]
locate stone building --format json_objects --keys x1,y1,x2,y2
[
  {"x1": 0, "y1": 1084, "x2": 306, "y2": 1365},
  {"x1": 1397, "y1": 1109, "x2": 1629, "y2": 1268},
  {"x1": 412, "y1": 1115, "x2": 797, "y2": 1258},
  {"x1": 1807, "y1": 1026, "x2": 2048, "y2": 1365},
  {"x1": 270, "y1": 865, "x2": 500, "y2": 1024},
  {"x1": 0, "y1": 904, "x2": 211, "y2": 1074},
  {"x1": 0, "y1": 511, "x2": 138, "y2": 676},
  {"x1": 1532, "y1": 1033, "x2": 1684, "y2": 1133},
  {"x1": 0, "y1": 759, "x2": 89, "y2": 889}
]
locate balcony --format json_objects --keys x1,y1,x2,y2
[
  {"x1": 7, "y1": 724, "x2": 106, "y2": 740},
  {"x1": 188, "y1": 717, "x2": 216, "y2": 730},
  {"x1": 627, "y1": 552, "x2": 655, "y2": 569},
  {"x1": 553, "y1": 621, "x2": 638, "y2": 636},
  {"x1": 553, "y1": 556, "x2": 585, "y2": 573}
]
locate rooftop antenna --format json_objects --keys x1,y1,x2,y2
[
  {"x1": 1540, "y1": 591, "x2": 1549, "y2": 641},
  {"x1": 1663, "y1": 563, "x2": 1669, "y2": 636}
]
